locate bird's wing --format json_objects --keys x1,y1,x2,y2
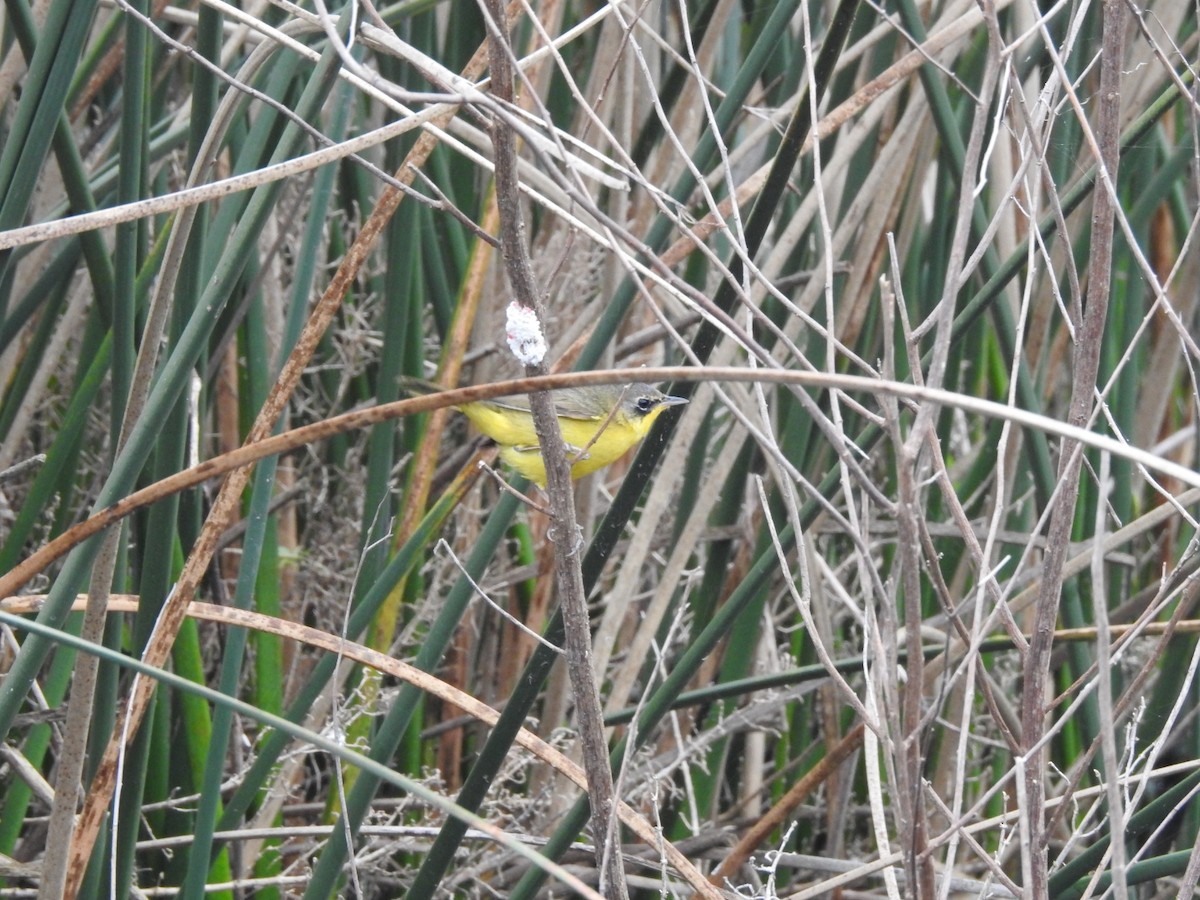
[{"x1": 488, "y1": 386, "x2": 617, "y2": 421}]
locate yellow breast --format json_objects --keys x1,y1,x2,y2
[{"x1": 458, "y1": 401, "x2": 663, "y2": 486}]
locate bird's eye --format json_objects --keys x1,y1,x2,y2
[{"x1": 636, "y1": 397, "x2": 654, "y2": 413}]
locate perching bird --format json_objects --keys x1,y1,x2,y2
[{"x1": 402, "y1": 379, "x2": 687, "y2": 486}]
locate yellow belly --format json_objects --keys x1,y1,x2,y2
[{"x1": 458, "y1": 401, "x2": 645, "y2": 486}]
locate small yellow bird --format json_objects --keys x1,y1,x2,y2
[{"x1": 404, "y1": 379, "x2": 688, "y2": 486}]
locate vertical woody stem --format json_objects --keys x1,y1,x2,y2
[
  {"x1": 479, "y1": 3, "x2": 628, "y2": 896},
  {"x1": 1020, "y1": 1, "x2": 1125, "y2": 893}
]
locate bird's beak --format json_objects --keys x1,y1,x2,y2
[{"x1": 659, "y1": 395, "x2": 689, "y2": 407}]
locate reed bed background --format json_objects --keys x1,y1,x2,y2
[{"x1": 0, "y1": 0, "x2": 1197, "y2": 895}]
